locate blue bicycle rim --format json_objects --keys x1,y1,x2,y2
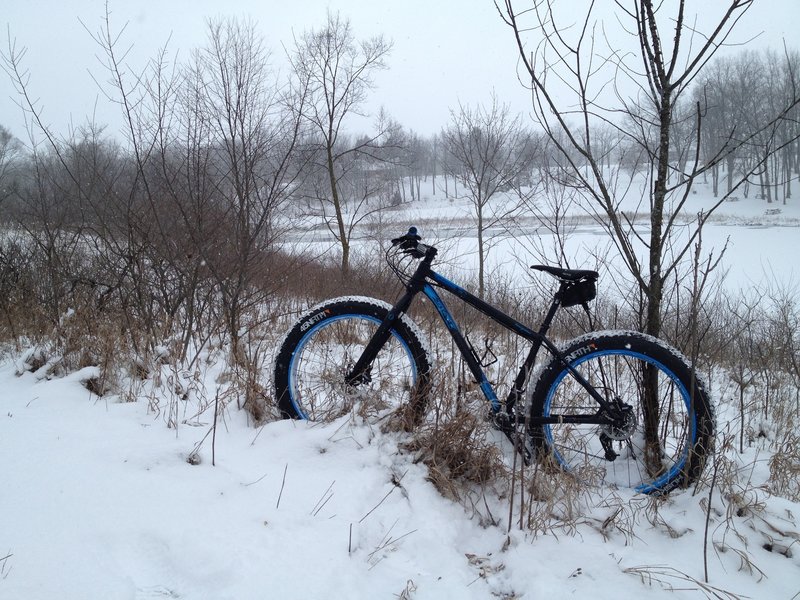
[
  {"x1": 288, "y1": 313, "x2": 418, "y2": 420},
  {"x1": 543, "y1": 348, "x2": 696, "y2": 494}
]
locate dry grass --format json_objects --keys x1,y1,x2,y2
[
  {"x1": 768, "y1": 431, "x2": 800, "y2": 502},
  {"x1": 401, "y1": 387, "x2": 505, "y2": 502},
  {"x1": 623, "y1": 564, "x2": 746, "y2": 599}
]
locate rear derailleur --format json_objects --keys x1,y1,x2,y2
[{"x1": 598, "y1": 398, "x2": 637, "y2": 462}]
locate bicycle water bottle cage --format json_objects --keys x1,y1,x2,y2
[
  {"x1": 531, "y1": 265, "x2": 599, "y2": 308},
  {"x1": 466, "y1": 333, "x2": 498, "y2": 368}
]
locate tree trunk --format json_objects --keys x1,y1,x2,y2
[
  {"x1": 712, "y1": 162, "x2": 719, "y2": 197},
  {"x1": 726, "y1": 154, "x2": 735, "y2": 194},
  {"x1": 785, "y1": 152, "x2": 792, "y2": 200},
  {"x1": 477, "y1": 202, "x2": 485, "y2": 299},
  {"x1": 327, "y1": 145, "x2": 350, "y2": 276},
  {"x1": 642, "y1": 89, "x2": 672, "y2": 478}
]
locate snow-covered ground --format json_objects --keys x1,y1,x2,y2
[
  {"x1": 2, "y1": 179, "x2": 800, "y2": 599},
  {"x1": 2, "y1": 358, "x2": 799, "y2": 599}
]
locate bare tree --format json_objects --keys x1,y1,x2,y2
[
  {"x1": 0, "y1": 125, "x2": 20, "y2": 208},
  {"x1": 6, "y1": 9, "x2": 306, "y2": 373},
  {"x1": 188, "y1": 18, "x2": 304, "y2": 364},
  {"x1": 289, "y1": 11, "x2": 393, "y2": 276},
  {"x1": 498, "y1": 0, "x2": 799, "y2": 475},
  {"x1": 3, "y1": 34, "x2": 125, "y2": 330},
  {"x1": 3, "y1": 11, "x2": 309, "y2": 418},
  {"x1": 442, "y1": 96, "x2": 532, "y2": 298},
  {"x1": 499, "y1": 0, "x2": 799, "y2": 335},
  {"x1": 694, "y1": 56, "x2": 737, "y2": 196},
  {"x1": 89, "y1": 13, "x2": 307, "y2": 367}
]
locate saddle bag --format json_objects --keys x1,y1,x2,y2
[{"x1": 560, "y1": 279, "x2": 597, "y2": 307}]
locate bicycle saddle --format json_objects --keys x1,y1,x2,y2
[{"x1": 530, "y1": 264, "x2": 598, "y2": 282}]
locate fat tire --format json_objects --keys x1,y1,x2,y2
[
  {"x1": 529, "y1": 332, "x2": 714, "y2": 494},
  {"x1": 274, "y1": 297, "x2": 431, "y2": 423}
]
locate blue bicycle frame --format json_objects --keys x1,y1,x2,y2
[{"x1": 344, "y1": 238, "x2": 612, "y2": 442}]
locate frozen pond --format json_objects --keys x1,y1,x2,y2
[{"x1": 283, "y1": 193, "x2": 800, "y2": 297}]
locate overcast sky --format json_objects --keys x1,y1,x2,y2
[{"x1": 2, "y1": 1, "x2": 799, "y2": 142}]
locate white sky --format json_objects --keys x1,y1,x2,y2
[{"x1": 2, "y1": 0, "x2": 799, "y2": 142}]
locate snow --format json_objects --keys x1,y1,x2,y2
[
  {"x1": 2, "y1": 357, "x2": 800, "y2": 599},
  {"x1": 3, "y1": 178, "x2": 800, "y2": 599}
]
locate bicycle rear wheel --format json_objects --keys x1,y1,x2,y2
[
  {"x1": 529, "y1": 332, "x2": 714, "y2": 494},
  {"x1": 274, "y1": 297, "x2": 431, "y2": 423}
]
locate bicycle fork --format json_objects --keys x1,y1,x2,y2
[{"x1": 343, "y1": 296, "x2": 413, "y2": 387}]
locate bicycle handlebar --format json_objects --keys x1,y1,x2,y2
[
  {"x1": 391, "y1": 226, "x2": 421, "y2": 249},
  {"x1": 391, "y1": 227, "x2": 438, "y2": 260}
]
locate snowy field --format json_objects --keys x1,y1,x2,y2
[
  {"x1": 2, "y1": 180, "x2": 800, "y2": 599},
  {"x1": 289, "y1": 179, "x2": 800, "y2": 297}
]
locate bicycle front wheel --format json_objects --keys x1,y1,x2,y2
[
  {"x1": 529, "y1": 332, "x2": 714, "y2": 494},
  {"x1": 274, "y1": 297, "x2": 431, "y2": 423}
]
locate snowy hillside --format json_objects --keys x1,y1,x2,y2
[{"x1": 2, "y1": 358, "x2": 799, "y2": 599}]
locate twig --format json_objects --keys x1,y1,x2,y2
[
  {"x1": 359, "y1": 472, "x2": 406, "y2": 523},
  {"x1": 368, "y1": 519, "x2": 398, "y2": 563},
  {"x1": 242, "y1": 472, "x2": 269, "y2": 487},
  {"x1": 311, "y1": 480, "x2": 335, "y2": 516},
  {"x1": 508, "y1": 433, "x2": 518, "y2": 535},
  {"x1": 704, "y1": 438, "x2": 726, "y2": 584},
  {"x1": 276, "y1": 463, "x2": 288, "y2": 509},
  {"x1": 0, "y1": 552, "x2": 12, "y2": 580},
  {"x1": 367, "y1": 520, "x2": 417, "y2": 566},
  {"x1": 211, "y1": 389, "x2": 219, "y2": 466},
  {"x1": 348, "y1": 523, "x2": 353, "y2": 554},
  {"x1": 312, "y1": 490, "x2": 335, "y2": 517},
  {"x1": 359, "y1": 487, "x2": 396, "y2": 523},
  {"x1": 625, "y1": 564, "x2": 744, "y2": 600}
]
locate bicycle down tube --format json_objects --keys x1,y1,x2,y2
[{"x1": 423, "y1": 271, "x2": 613, "y2": 421}]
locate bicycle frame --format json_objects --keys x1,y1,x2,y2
[
  {"x1": 344, "y1": 245, "x2": 613, "y2": 429},
  {"x1": 422, "y1": 271, "x2": 558, "y2": 415}
]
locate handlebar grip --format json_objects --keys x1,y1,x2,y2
[
  {"x1": 391, "y1": 226, "x2": 421, "y2": 248},
  {"x1": 389, "y1": 227, "x2": 437, "y2": 261}
]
